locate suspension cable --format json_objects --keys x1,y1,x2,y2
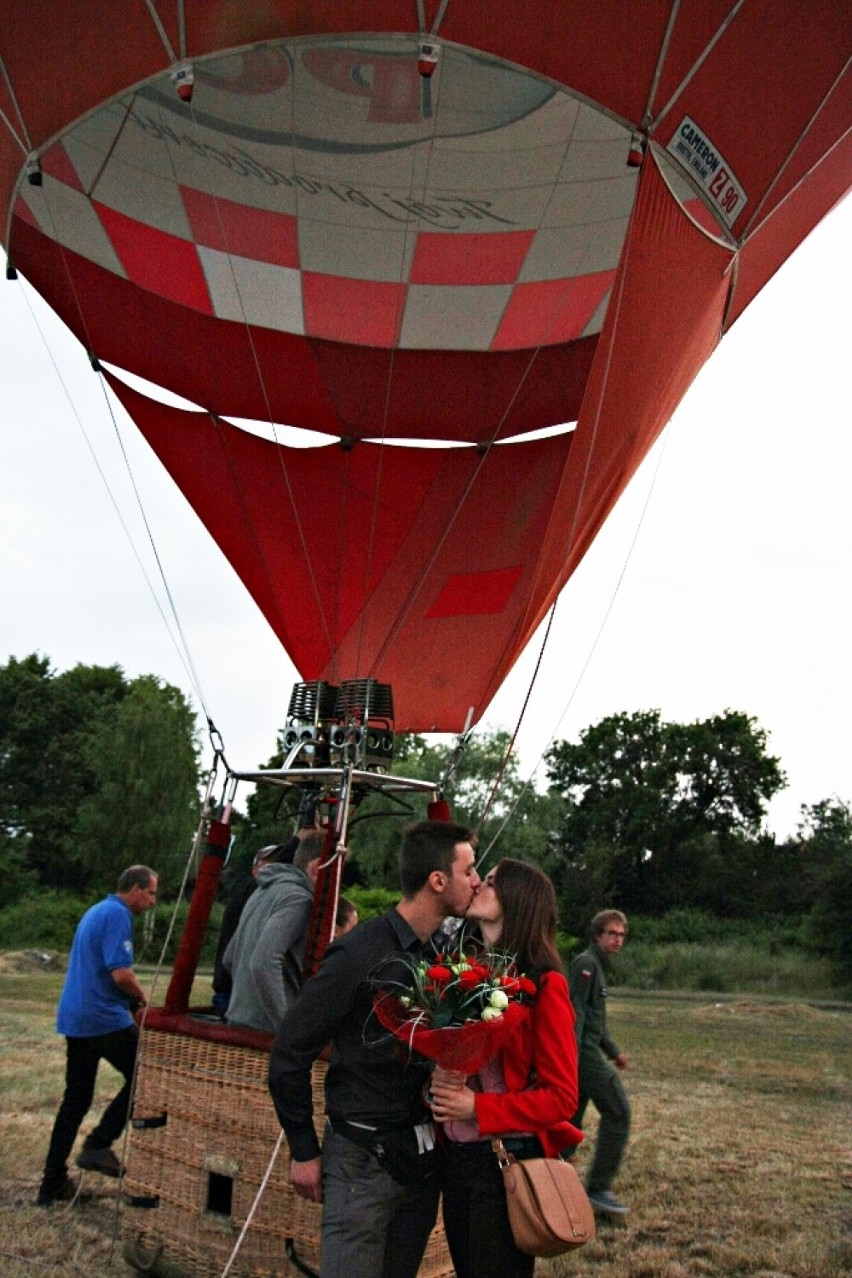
[
  {"x1": 106, "y1": 755, "x2": 223, "y2": 1262},
  {"x1": 94, "y1": 372, "x2": 216, "y2": 723},
  {"x1": 476, "y1": 409, "x2": 675, "y2": 866},
  {"x1": 16, "y1": 281, "x2": 218, "y2": 727}
]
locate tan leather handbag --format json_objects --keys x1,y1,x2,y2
[{"x1": 492, "y1": 1137, "x2": 596, "y2": 1256}]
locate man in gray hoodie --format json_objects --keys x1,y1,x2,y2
[{"x1": 224, "y1": 832, "x2": 325, "y2": 1033}]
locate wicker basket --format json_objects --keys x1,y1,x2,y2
[{"x1": 122, "y1": 1026, "x2": 454, "y2": 1278}]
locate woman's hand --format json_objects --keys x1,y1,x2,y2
[{"x1": 428, "y1": 1076, "x2": 477, "y2": 1122}]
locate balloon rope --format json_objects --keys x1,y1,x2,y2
[
  {"x1": 0, "y1": 53, "x2": 32, "y2": 152},
  {"x1": 477, "y1": 419, "x2": 673, "y2": 864},
  {"x1": 743, "y1": 70, "x2": 852, "y2": 240},
  {"x1": 105, "y1": 762, "x2": 221, "y2": 1265},
  {"x1": 220, "y1": 1132, "x2": 285, "y2": 1278},
  {"x1": 17, "y1": 110, "x2": 223, "y2": 733},
  {"x1": 475, "y1": 153, "x2": 652, "y2": 837},
  {"x1": 141, "y1": 0, "x2": 178, "y2": 63},
  {"x1": 14, "y1": 277, "x2": 216, "y2": 725},
  {"x1": 651, "y1": 0, "x2": 748, "y2": 133},
  {"x1": 94, "y1": 373, "x2": 216, "y2": 721}
]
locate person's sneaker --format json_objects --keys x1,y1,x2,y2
[
  {"x1": 35, "y1": 1175, "x2": 89, "y2": 1207},
  {"x1": 76, "y1": 1146, "x2": 123, "y2": 1178},
  {"x1": 588, "y1": 1189, "x2": 630, "y2": 1214}
]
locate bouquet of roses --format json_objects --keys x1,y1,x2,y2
[{"x1": 372, "y1": 950, "x2": 537, "y2": 1075}]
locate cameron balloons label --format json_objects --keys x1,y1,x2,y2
[{"x1": 667, "y1": 117, "x2": 747, "y2": 228}]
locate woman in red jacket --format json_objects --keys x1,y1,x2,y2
[{"x1": 428, "y1": 859, "x2": 581, "y2": 1278}]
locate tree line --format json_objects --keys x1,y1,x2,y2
[{"x1": 2, "y1": 654, "x2": 850, "y2": 982}]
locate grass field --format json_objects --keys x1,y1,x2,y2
[{"x1": 1, "y1": 960, "x2": 850, "y2": 1278}]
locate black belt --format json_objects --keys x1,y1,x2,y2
[
  {"x1": 327, "y1": 1114, "x2": 439, "y2": 1187},
  {"x1": 448, "y1": 1134, "x2": 543, "y2": 1158},
  {"x1": 328, "y1": 1114, "x2": 428, "y2": 1141}
]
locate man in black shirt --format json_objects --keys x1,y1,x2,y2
[{"x1": 269, "y1": 820, "x2": 479, "y2": 1278}]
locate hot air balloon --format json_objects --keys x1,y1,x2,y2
[
  {"x1": 2, "y1": 4, "x2": 849, "y2": 1275},
  {"x1": 2, "y1": 1, "x2": 848, "y2": 735}
]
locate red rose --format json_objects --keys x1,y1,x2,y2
[
  {"x1": 426, "y1": 965, "x2": 452, "y2": 983},
  {"x1": 458, "y1": 969, "x2": 484, "y2": 990},
  {"x1": 499, "y1": 976, "x2": 520, "y2": 993},
  {"x1": 517, "y1": 976, "x2": 537, "y2": 997}
]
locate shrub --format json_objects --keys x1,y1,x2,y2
[
  {"x1": 629, "y1": 910, "x2": 750, "y2": 944},
  {"x1": 0, "y1": 893, "x2": 224, "y2": 968},
  {"x1": 0, "y1": 891, "x2": 96, "y2": 950},
  {"x1": 557, "y1": 933, "x2": 582, "y2": 965},
  {"x1": 139, "y1": 899, "x2": 224, "y2": 967},
  {"x1": 345, "y1": 886, "x2": 397, "y2": 921},
  {"x1": 616, "y1": 939, "x2": 835, "y2": 997}
]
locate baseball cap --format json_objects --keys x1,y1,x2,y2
[{"x1": 252, "y1": 845, "x2": 281, "y2": 867}]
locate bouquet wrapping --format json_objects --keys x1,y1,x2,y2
[{"x1": 372, "y1": 951, "x2": 537, "y2": 1076}]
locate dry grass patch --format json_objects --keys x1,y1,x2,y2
[
  {"x1": 1, "y1": 971, "x2": 850, "y2": 1277},
  {"x1": 542, "y1": 998, "x2": 851, "y2": 1278}
]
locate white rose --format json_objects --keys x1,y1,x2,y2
[
  {"x1": 481, "y1": 1005, "x2": 503, "y2": 1021},
  {"x1": 489, "y1": 989, "x2": 510, "y2": 1010}
]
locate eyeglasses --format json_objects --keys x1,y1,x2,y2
[{"x1": 604, "y1": 929, "x2": 626, "y2": 938}]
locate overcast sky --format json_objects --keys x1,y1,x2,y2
[{"x1": 2, "y1": 197, "x2": 849, "y2": 841}]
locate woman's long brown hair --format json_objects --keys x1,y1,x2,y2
[{"x1": 492, "y1": 858, "x2": 563, "y2": 976}]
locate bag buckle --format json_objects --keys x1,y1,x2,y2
[{"x1": 491, "y1": 1137, "x2": 513, "y2": 1169}]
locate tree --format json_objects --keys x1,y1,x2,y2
[
  {"x1": 74, "y1": 676, "x2": 201, "y2": 891},
  {"x1": 544, "y1": 709, "x2": 786, "y2": 927},
  {"x1": 795, "y1": 799, "x2": 852, "y2": 985},
  {"x1": 0, "y1": 654, "x2": 201, "y2": 897},
  {"x1": 1, "y1": 654, "x2": 128, "y2": 893}
]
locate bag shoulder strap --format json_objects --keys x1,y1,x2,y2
[{"x1": 492, "y1": 1137, "x2": 516, "y2": 1168}]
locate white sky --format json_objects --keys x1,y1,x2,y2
[{"x1": 2, "y1": 196, "x2": 849, "y2": 841}]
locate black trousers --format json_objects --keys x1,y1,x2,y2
[
  {"x1": 441, "y1": 1139, "x2": 539, "y2": 1278},
  {"x1": 39, "y1": 1025, "x2": 138, "y2": 1192}
]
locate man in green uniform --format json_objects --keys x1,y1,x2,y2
[{"x1": 568, "y1": 909, "x2": 631, "y2": 1215}]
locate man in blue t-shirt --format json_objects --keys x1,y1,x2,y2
[{"x1": 36, "y1": 864, "x2": 158, "y2": 1206}]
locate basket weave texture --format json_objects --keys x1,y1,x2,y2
[{"x1": 122, "y1": 1027, "x2": 453, "y2": 1278}]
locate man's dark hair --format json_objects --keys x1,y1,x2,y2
[
  {"x1": 117, "y1": 865, "x2": 156, "y2": 893},
  {"x1": 335, "y1": 896, "x2": 357, "y2": 929},
  {"x1": 399, "y1": 820, "x2": 472, "y2": 898},
  {"x1": 293, "y1": 830, "x2": 326, "y2": 871}
]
